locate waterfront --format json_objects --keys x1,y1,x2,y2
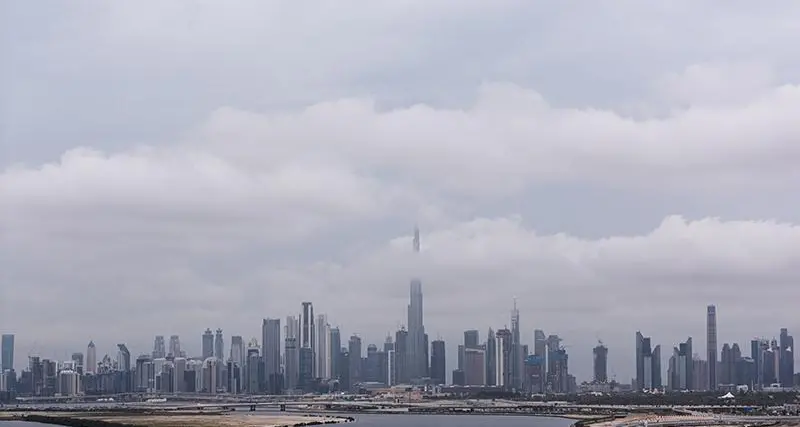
[
  {"x1": 0, "y1": 414, "x2": 574, "y2": 427},
  {"x1": 349, "y1": 414, "x2": 576, "y2": 426}
]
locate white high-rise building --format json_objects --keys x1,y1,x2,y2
[
  {"x1": 169, "y1": 335, "x2": 181, "y2": 358},
  {"x1": 86, "y1": 341, "x2": 97, "y2": 374},
  {"x1": 58, "y1": 370, "x2": 80, "y2": 396},
  {"x1": 315, "y1": 314, "x2": 331, "y2": 379},
  {"x1": 300, "y1": 302, "x2": 315, "y2": 379}
]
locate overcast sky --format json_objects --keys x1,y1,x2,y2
[{"x1": 3, "y1": 1, "x2": 800, "y2": 383}]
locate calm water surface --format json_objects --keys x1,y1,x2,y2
[
  {"x1": 1, "y1": 414, "x2": 574, "y2": 427},
  {"x1": 351, "y1": 414, "x2": 574, "y2": 426}
]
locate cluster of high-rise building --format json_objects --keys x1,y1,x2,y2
[
  {"x1": 635, "y1": 305, "x2": 796, "y2": 393},
  {"x1": 0, "y1": 228, "x2": 579, "y2": 398},
  {"x1": 1, "y1": 232, "x2": 798, "y2": 399}
]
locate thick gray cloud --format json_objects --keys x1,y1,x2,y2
[{"x1": 2, "y1": 1, "x2": 800, "y2": 382}]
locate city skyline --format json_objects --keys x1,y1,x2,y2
[
  {"x1": 1, "y1": 302, "x2": 796, "y2": 386},
  {"x1": 5, "y1": 1, "x2": 800, "y2": 391}
]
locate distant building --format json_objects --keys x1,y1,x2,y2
[
  {"x1": 707, "y1": 305, "x2": 717, "y2": 390},
  {"x1": 152, "y1": 336, "x2": 166, "y2": 359},
  {"x1": 70, "y1": 352, "x2": 84, "y2": 375},
  {"x1": 85, "y1": 341, "x2": 96, "y2": 375},
  {"x1": 1, "y1": 335, "x2": 14, "y2": 372},
  {"x1": 430, "y1": 339, "x2": 446, "y2": 385},
  {"x1": 284, "y1": 316, "x2": 299, "y2": 391},
  {"x1": 495, "y1": 329, "x2": 512, "y2": 390},
  {"x1": 635, "y1": 331, "x2": 662, "y2": 391},
  {"x1": 168, "y1": 335, "x2": 181, "y2": 357},
  {"x1": 262, "y1": 318, "x2": 282, "y2": 394},
  {"x1": 246, "y1": 340, "x2": 260, "y2": 394},
  {"x1": 593, "y1": 343, "x2": 608, "y2": 383},
  {"x1": 348, "y1": 335, "x2": 362, "y2": 391},
  {"x1": 533, "y1": 330, "x2": 546, "y2": 358},
  {"x1": 464, "y1": 330, "x2": 479, "y2": 349},
  {"x1": 394, "y1": 328, "x2": 408, "y2": 384},
  {"x1": 779, "y1": 328, "x2": 794, "y2": 388},
  {"x1": 485, "y1": 329, "x2": 496, "y2": 386},
  {"x1": 214, "y1": 329, "x2": 224, "y2": 360},
  {"x1": 463, "y1": 348, "x2": 485, "y2": 386},
  {"x1": 524, "y1": 355, "x2": 545, "y2": 394},
  {"x1": 202, "y1": 329, "x2": 214, "y2": 359},
  {"x1": 668, "y1": 337, "x2": 693, "y2": 391},
  {"x1": 692, "y1": 358, "x2": 709, "y2": 391}
]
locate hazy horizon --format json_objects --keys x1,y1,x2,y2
[{"x1": 3, "y1": 1, "x2": 800, "y2": 383}]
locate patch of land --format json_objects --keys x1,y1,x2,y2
[{"x1": 1, "y1": 411, "x2": 353, "y2": 427}]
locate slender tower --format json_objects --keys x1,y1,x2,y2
[
  {"x1": 707, "y1": 305, "x2": 717, "y2": 390},
  {"x1": 511, "y1": 297, "x2": 521, "y2": 390},
  {"x1": 407, "y1": 226, "x2": 426, "y2": 380}
]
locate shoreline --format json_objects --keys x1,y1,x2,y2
[{"x1": 0, "y1": 411, "x2": 355, "y2": 427}]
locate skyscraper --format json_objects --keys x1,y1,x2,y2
[
  {"x1": 214, "y1": 329, "x2": 224, "y2": 360},
  {"x1": 495, "y1": 328, "x2": 512, "y2": 389},
  {"x1": 464, "y1": 330, "x2": 479, "y2": 349},
  {"x1": 486, "y1": 328, "x2": 497, "y2": 386},
  {"x1": 430, "y1": 339, "x2": 446, "y2": 385},
  {"x1": 779, "y1": 328, "x2": 794, "y2": 387},
  {"x1": 202, "y1": 329, "x2": 214, "y2": 359},
  {"x1": 670, "y1": 337, "x2": 693, "y2": 391},
  {"x1": 636, "y1": 331, "x2": 662, "y2": 391},
  {"x1": 707, "y1": 305, "x2": 717, "y2": 390},
  {"x1": 85, "y1": 340, "x2": 96, "y2": 374},
  {"x1": 168, "y1": 335, "x2": 181, "y2": 357},
  {"x1": 230, "y1": 336, "x2": 245, "y2": 369},
  {"x1": 407, "y1": 226, "x2": 426, "y2": 381},
  {"x1": 1, "y1": 334, "x2": 14, "y2": 372},
  {"x1": 298, "y1": 302, "x2": 315, "y2": 388},
  {"x1": 116, "y1": 344, "x2": 131, "y2": 371},
  {"x1": 464, "y1": 347, "x2": 486, "y2": 385},
  {"x1": 300, "y1": 302, "x2": 315, "y2": 350},
  {"x1": 593, "y1": 342, "x2": 608, "y2": 383},
  {"x1": 262, "y1": 318, "x2": 281, "y2": 394},
  {"x1": 348, "y1": 335, "x2": 362, "y2": 390},
  {"x1": 152, "y1": 335, "x2": 166, "y2": 359},
  {"x1": 384, "y1": 335, "x2": 396, "y2": 386},
  {"x1": 510, "y1": 298, "x2": 522, "y2": 390},
  {"x1": 329, "y1": 327, "x2": 341, "y2": 380},
  {"x1": 395, "y1": 327, "x2": 408, "y2": 384},
  {"x1": 750, "y1": 339, "x2": 764, "y2": 389},
  {"x1": 534, "y1": 330, "x2": 546, "y2": 358},
  {"x1": 315, "y1": 314, "x2": 331, "y2": 379},
  {"x1": 246, "y1": 339, "x2": 260, "y2": 394},
  {"x1": 284, "y1": 316, "x2": 299, "y2": 391}
]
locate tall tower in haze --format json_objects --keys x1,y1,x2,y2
[
  {"x1": 407, "y1": 226, "x2": 427, "y2": 380},
  {"x1": 707, "y1": 305, "x2": 717, "y2": 390},
  {"x1": 214, "y1": 328, "x2": 224, "y2": 360},
  {"x1": 511, "y1": 298, "x2": 522, "y2": 390},
  {"x1": 85, "y1": 340, "x2": 96, "y2": 374}
]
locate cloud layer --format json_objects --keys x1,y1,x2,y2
[
  {"x1": 4, "y1": 1, "x2": 800, "y2": 381},
  {"x1": 5, "y1": 80, "x2": 800, "y2": 380}
]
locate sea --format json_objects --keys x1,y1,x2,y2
[{"x1": 1, "y1": 414, "x2": 575, "y2": 427}]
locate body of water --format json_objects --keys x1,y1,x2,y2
[
  {"x1": 351, "y1": 414, "x2": 575, "y2": 426},
  {"x1": 1, "y1": 414, "x2": 574, "y2": 427}
]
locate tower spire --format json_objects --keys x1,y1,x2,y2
[{"x1": 413, "y1": 225, "x2": 420, "y2": 253}]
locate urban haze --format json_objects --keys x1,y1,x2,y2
[{"x1": 2, "y1": 0, "x2": 800, "y2": 398}]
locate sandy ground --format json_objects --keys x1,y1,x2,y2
[{"x1": 1, "y1": 412, "x2": 352, "y2": 427}]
